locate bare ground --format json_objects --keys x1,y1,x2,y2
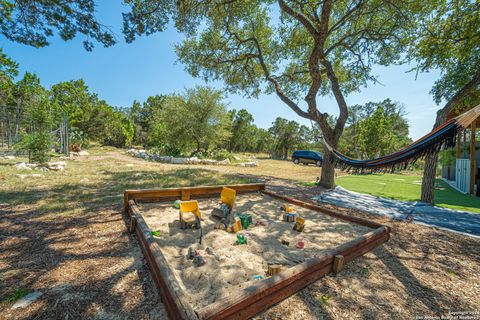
[{"x1": 0, "y1": 148, "x2": 479, "y2": 319}]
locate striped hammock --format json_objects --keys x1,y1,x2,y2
[{"x1": 325, "y1": 104, "x2": 480, "y2": 173}]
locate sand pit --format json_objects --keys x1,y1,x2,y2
[{"x1": 137, "y1": 192, "x2": 371, "y2": 309}]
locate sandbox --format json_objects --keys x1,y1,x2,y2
[{"x1": 124, "y1": 183, "x2": 391, "y2": 320}]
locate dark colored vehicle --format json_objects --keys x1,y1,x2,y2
[{"x1": 291, "y1": 150, "x2": 323, "y2": 166}]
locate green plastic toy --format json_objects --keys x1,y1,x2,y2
[
  {"x1": 174, "y1": 200, "x2": 181, "y2": 209},
  {"x1": 238, "y1": 214, "x2": 252, "y2": 229},
  {"x1": 236, "y1": 233, "x2": 247, "y2": 245},
  {"x1": 151, "y1": 230, "x2": 161, "y2": 237}
]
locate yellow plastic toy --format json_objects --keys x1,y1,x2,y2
[
  {"x1": 212, "y1": 187, "x2": 237, "y2": 222},
  {"x1": 220, "y1": 187, "x2": 236, "y2": 208},
  {"x1": 179, "y1": 200, "x2": 202, "y2": 229},
  {"x1": 281, "y1": 204, "x2": 294, "y2": 213}
]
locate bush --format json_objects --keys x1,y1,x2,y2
[
  {"x1": 15, "y1": 132, "x2": 51, "y2": 163},
  {"x1": 69, "y1": 128, "x2": 89, "y2": 151}
]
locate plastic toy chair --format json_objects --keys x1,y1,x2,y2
[{"x1": 179, "y1": 200, "x2": 202, "y2": 229}]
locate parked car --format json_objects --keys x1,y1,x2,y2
[{"x1": 291, "y1": 150, "x2": 323, "y2": 166}]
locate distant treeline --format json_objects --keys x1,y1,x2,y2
[{"x1": 0, "y1": 51, "x2": 410, "y2": 161}]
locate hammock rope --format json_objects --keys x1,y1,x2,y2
[{"x1": 324, "y1": 104, "x2": 480, "y2": 173}]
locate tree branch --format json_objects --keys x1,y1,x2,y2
[{"x1": 278, "y1": 0, "x2": 318, "y2": 36}]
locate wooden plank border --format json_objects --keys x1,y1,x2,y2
[
  {"x1": 124, "y1": 184, "x2": 391, "y2": 320},
  {"x1": 196, "y1": 226, "x2": 390, "y2": 320},
  {"x1": 262, "y1": 189, "x2": 385, "y2": 229},
  {"x1": 124, "y1": 183, "x2": 266, "y2": 212}
]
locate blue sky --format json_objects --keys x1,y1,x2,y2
[{"x1": 1, "y1": 1, "x2": 443, "y2": 140}]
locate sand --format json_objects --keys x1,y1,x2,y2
[{"x1": 137, "y1": 193, "x2": 371, "y2": 309}]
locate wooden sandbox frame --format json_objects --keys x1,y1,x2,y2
[{"x1": 124, "y1": 183, "x2": 391, "y2": 320}]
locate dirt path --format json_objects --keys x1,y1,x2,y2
[{"x1": 1, "y1": 149, "x2": 479, "y2": 319}]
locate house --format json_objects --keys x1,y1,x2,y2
[{"x1": 441, "y1": 105, "x2": 479, "y2": 196}]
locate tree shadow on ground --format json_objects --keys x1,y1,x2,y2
[{"x1": 0, "y1": 167, "x2": 257, "y2": 319}]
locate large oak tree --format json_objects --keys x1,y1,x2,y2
[{"x1": 123, "y1": 0, "x2": 416, "y2": 187}]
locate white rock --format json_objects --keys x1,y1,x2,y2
[
  {"x1": 47, "y1": 161, "x2": 66, "y2": 171},
  {"x1": 80, "y1": 178, "x2": 89, "y2": 184},
  {"x1": 233, "y1": 156, "x2": 241, "y2": 161},
  {"x1": 238, "y1": 161, "x2": 258, "y2": 167},
  {"x1": 188, "y1": 157, "x2": 201, "y2": 164},
  {"x1": 11, "y1": 292, "x2": 42, "y2": 309},
  {"x1": 4, "y1": 155, "x2": 15, "y2": 159},
  {"x1": 217, "y1": 159, "x2": 231, "y2": 165},
  {"x1": 15, "y1": 162, "x2": 32, "y2": 170},
  {"x1": 78, "y1": 150, "x2": 90, "y2": 156}
]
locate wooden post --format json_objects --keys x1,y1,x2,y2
[
  {"x1": 456, "y1": 133, "x2": 461, "y2": 158},
  {"x1": 333, "y1": 255, "x2": 345, "y2": 274},
  {"x1": 470, "y1": 122, "x2": 476, "y2": 195},
  {"x1": 129, "y1": 215, "x2": 137, "y2": 233}
]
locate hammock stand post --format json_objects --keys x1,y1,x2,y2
[{"x1": 470, "y1": 122, "x2": 476, "y2": 195}]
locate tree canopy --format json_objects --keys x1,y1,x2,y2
[
  {"x1": 410, "y1": 0, "x2": 480, "y2": 110},
  {"x1": 122, "y1": 0, "x2": 418, "y2": 187},
  {"x1": 339, "y1": 99, "x2": 411, "y2": 159},
  {"x1": 0, "y1": 0, "x2": 115, "y2": 50}
]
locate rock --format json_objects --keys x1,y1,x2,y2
[
  {"x1": 11, "y1": 292, "x2": 42, "y2": 309},
  {"x1": 80, "y1": 178, "x2": 89, "y2": 184},
  {"x1": 47, "y1": 161, "x2": 66, "y2": 171},
  {"x1": 15, "y1": 162, "x2": 32, "y2": 171},
  {"x1": 187, "y1": 157, "x2": 200, "y2": 164},
  {"x1": 217, "y1": 159, "x2": 230, "y2": 165},
  {"x1": 171, "y1": 157, "x2": 189, "y2": 164},
  {"x1": 125, "y1": 164, "x2": 134, "y2": 167},
  {"x1": 4, "y1": 155, "x2": 15, "y2": 160},
  {"x1": 158, "y1": 156, "x2": 173, "y2": 163},
  {"x1": 126, "y1": 148, "x2": 137, "y2": 155},
  {"x1": 70, "y1": 152, "x2": 80, "y2": 157},
  {"x1": 78, "y1": 150, "x2": 90, "y2": 156},
  {"x1": 137, "y1": 151, "x2": 148, "y2": 159},
  {"x1": 236, "y1": 161, "x2": 258, "y2": 167},
  {"x1": 201, "y1": 159, "x2": 217, "y2": 165},
  {"x1": 233, "y1": 155, "x2": 241, "y2": 161}
]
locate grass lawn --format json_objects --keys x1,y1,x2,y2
[{"x1": 336, "y1": 173, "x2": 480, "y2": 213}]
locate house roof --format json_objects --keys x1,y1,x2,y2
[{"x1": 447, "y1": 104, "x2": 480, "y2": 128}]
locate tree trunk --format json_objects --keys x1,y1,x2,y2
[
  {"x1": 319, "y1": 148, "x2": 335, "y2": 188},
  {"x1": 421, "y1": 68, "x2": 480, "y2": 203},
  {"x1": 319, "y1": 132, "x2": 339, "y2": 189},
  {"x1": 421, "y1": 152, "x2": 438, "y2": 203}
]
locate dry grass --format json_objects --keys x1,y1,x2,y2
[{"x1": 0, "y1": 147, "x2": 479, "y2": 320}]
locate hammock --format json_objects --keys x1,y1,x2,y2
[{"x1": 324, "y1": 104, "x2": 480, "y2": 173}]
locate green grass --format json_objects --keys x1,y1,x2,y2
[
  {"x1": 3, "y1": 289, "x2": 29, "y2": 303},
  {"x1": 335, "y1": 173, "x2": 480, "y2": 213}
]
